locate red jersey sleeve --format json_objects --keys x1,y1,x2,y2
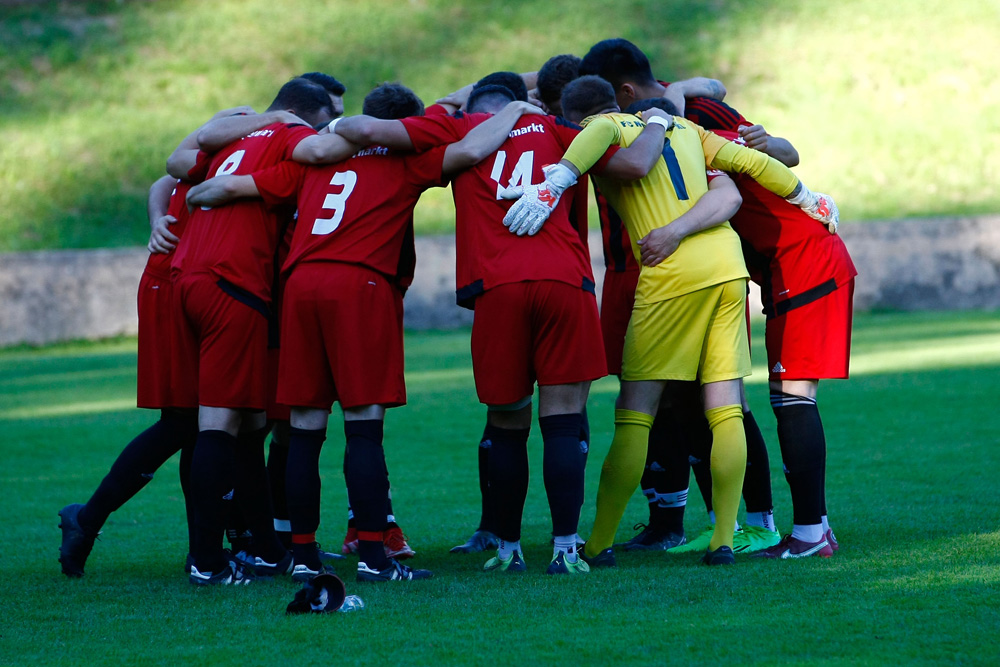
[
  {"x1": 401, "y1": 112, "x2": 489, "y2": 151},
  {"x1": 278, "y1": 123, "x2": 319, "y2": 159},
  {"x1": 252, "y1": 161, "x2": 308, "y2": 207},
  {"x1": 403, "y1": 145, "x2": 448, "y2": 189},
  {"x1": 187, "y1": 150, "x2": 213, "y2": 184}
]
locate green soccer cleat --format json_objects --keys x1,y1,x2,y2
[
  {"x1": 734, "y1": 525, "x2": 782, "y2": 554},
  {"x1": 545, "y1": 551, "x2": 590, "y2": 575},
  {"x1": 483, "y1": 550, "x2": 527, "y2": 573},
  {"x1": 667, "y1": 525, "x2": 714, "y2": 554}
]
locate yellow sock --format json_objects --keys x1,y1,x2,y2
[
  {"x1": 705, "y1": 405, "x2": 746, "y2": 551},
  {"x1": 585, "y1": 409, "x2": 654, "y2": 557}
]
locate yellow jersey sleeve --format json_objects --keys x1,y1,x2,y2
[
  {"x1": 562, "y1": 116, "x2": 622, "y2": 174},
  {"x1": 701, "y1": 125, "x2": 799, "y2": 198}
]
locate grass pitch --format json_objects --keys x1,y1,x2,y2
[{"x1": 2, "y1": 311, "x2": 999, "y2": 665}]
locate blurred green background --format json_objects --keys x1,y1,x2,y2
[{"x1": 2, "y1": 0, "x2": 998, "y2": 251}]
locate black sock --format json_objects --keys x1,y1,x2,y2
[
  {"x1": 190, "y1": 429, "x2": 237, "y2": 573},
  {"x1": 771, "y1": 392, "x2": 826, "y2": 527},
  {"x1": 286, "y1": 426, "x2": 327, "y2": 537},
  {"x1": 486, "y1": 424, "x2": 531, "y2": 543},
  {"x1": 179, "y1": 431, "x2": 196, "y2": 556},
  {"x1": 540, "y1": 413, "x2": 585, "y2": 538},
  {"x1": 477, "y1": 423, "x2": 498, "y2": 533},
  {"x1": 742, "y1": 410, "x2": 774, "y2": 514},
  {"x1": 266, "y1": 422, "x2": 291, "y2": 547},
  {"x1": 344, "y1": 420, "x2": 390, "y2": 569},
  {"x1": 234, "y1": 424, "x2": 285, "y2": 562},
  {"x1": 663, "y1": 382, "x2": 714, "y2": 516},
  {"x1": 643, "y1": 406, "x2": 688, "y2": 535},
  {"x1": 79, "y1": 410, "x2": 198, "y2": 535}
]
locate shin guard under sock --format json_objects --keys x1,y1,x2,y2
[
  {"x1": 540, "y1": 413, "x2": 586, "y2": 538},
  {"x1": 705, "y1": 405, "x2": 746, "y2": 551},
  {"x1": 486, "y1": 424, "x2": 531, "y2": 543},
  {"x1": 586, "y1": 409, "x2": 654, "y2": 556},
  {"x1": 344, "y1": 420, "x2": 390, "y2": 568},
  {"x1": 771, "y1": 392, "x2": 827, "y2": 527},
  {"x1": 190, "y1": 429, "x2": 238, "y2": 572},
  {"x1": 286, "y1": 427, "x2": 327, "y2": 537}
]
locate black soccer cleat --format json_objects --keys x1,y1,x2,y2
[
  {"x1": 356, "y1": 559, "x2": 433, "y2": 582},
  {"x1": 58, "y1": 503, "x2": 99, "y2": 578},
  {"x1": 617, "y1": 523, "x2": 686, "y2": 551},
  {"x1": 450, "y1": 529, "x2": 500, "y2": 554},
  {"x1": 189, "y1": 559, "x2": 254, "y2": 585},
  {"x1": 701, "y1": 545, "x2": 736, "y2": 566},
  {"x1": 580, "y1": 546, "x2": 617, "y2": 569}
]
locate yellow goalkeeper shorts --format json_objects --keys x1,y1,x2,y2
[{"x1": 621, "y1": 278, "x2": 751, "y2": 384}]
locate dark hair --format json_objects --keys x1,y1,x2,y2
[
  {"x1": 624, "y1": 97, "x2": 680, "y2": 117},
  {"x1": 537, "y1": 54, "x2": 582, "y2": 110},
  {"x1": 362, "y1": 83, "x2": 425, "y2": 120},
  {"x1": 466, "y1": 84, "x2": 516, "y2": 114},
  {"x1": 579, "y1": 38, "x2": 656, "y2": 90},
  {"x1": 298, "y1": 72, "x2": 346, "y2": 96},
  {"x1": 560, "y1": 75, "x2": 617, "y2": 122},
  {"x1": 267, "y1": 78, "x2": 334, "y2": 125},
  {"x1": 474, "y1": 71, "x2": 528, "y2": 102}
]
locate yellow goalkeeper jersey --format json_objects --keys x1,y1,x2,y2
[{"x1": 563, "y1": 113, "x2": 759, "y2": 305}]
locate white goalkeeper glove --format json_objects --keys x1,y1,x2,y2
[
  {"x1": 786, "y1": 182, "x2": 840, "y2": 234},
  {"x1": 500, "y1": 163, "x2": 578, "y2": 236}
]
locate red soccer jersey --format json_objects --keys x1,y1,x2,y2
[
  {"x1": 401, "y1": 113, "x2": 595, "y2": 308},
  {"x1": 252, "y1": 145, "x2": 448, "y2": 277},
  {"x1": 170, "y1": 122, "x2": 316, "y2": 303},
  {"x1": 714, "y1": 130, "x2": 858, "y2": 311}
]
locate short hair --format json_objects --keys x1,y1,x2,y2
[
  {"x1": 624, "y1": 97, "x2": 680, "y2": 117},
  {"x1": 579, "y1": 38, "x2": 656, "y2": 90},
  {"x1": 362, "y1": 83, "x2": 425, "y2": 120},
  {"x1": 298, "y1": 72, "x2": 346, "y2": 96},
  {"x1": 466, "y1": 84, "x2": 516, "y2": 114},
  {"x1": 537, "y1": 54, "x2": 582, "y2": 110},
  {"x1": 267, "y1": 78, "x2": 334, "y2": 122},
  {"x1": 474, "y1": 71, "x2": 528, "y2": 102},
  {"x1": 560, "y1": 75, "x2": 617, "y2": 122}
]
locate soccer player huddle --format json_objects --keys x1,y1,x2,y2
[{"x1": 58, "y1": 38, "x2": 857, "y2": 589}]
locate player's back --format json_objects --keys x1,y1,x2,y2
[
  {"x1": 451, "y1": 114, "x2": 594, "y2": 306},
  {"x1": 587, "y1": 112, "x2": 746, "y2": 305},
  {"x1": 255, "y1": 144, "x2": 447, "y2": 278},
  {"x1": 172, "y1": 121, "x2": 315, "y2": 302}
]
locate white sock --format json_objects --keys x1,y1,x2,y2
[
  {"x1": 791, "y1": 523, "x2": 825, "y2": 543},
  {"x1": 553, "y1": 535, "x2": 578, "y2": 562},
  {"x1": 821, "y1": 515, "x2": 830, "y2": 532},
  {"x1": 744, "y1": 510, "x2": 776, "y2": 532},
  {"x1": 498, "y1": 539, "x2": 520, "y2": 559}
]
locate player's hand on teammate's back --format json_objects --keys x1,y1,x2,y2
[
  {"x1": 501, "y1": 163, "x2": 578, "y2": 236},
  {"x1": 640, "y1": 108, "x2": 675, "y2": 129},
  {"x1": 147, "y1": 215, "x2": 179, "y2": 254},
  {"x1": 786, "y1": 182, "x2": 840, "y2": 234},
  {"x1": 637, "y1": 225, "x2": 683, "y2": 266}
]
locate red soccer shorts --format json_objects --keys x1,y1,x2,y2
[
  {"x1": 600, "y1": 268, "x2": 639, "y2": 376},
  {"x1": 277, "y1": 262, "x2": 406, "y2": 410},
  {"x1": 765, "y1": 278, "x2": 854, "y2": 381},
  {"x1": 136, "y1": 270, "x2": 197, "y2": 409},
  {"x1": 471, "y1": 280, "x2": 607, "y2": 406},
  {"x1": 173, "y1": 272, "x2": 270, "y2": 410}
]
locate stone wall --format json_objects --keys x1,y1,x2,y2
[{"x1": 1, "y1": 215, "x2": 998, "y2": 346}]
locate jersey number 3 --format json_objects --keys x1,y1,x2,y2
[{"x1": 312, "y1": 170, "x2": 358, "y2": 235}]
